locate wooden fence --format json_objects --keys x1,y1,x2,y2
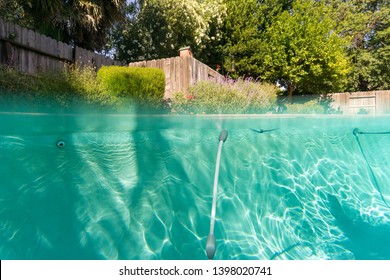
[
  {"x1": 329, "y1": 91, "x2": 390, "y2": 114},
  {"x1": 0, "y1": 18, "x2": 122, "y2": 74},
  {"x1": 128, "y1": 47, "x2": 224, "y2": 99}
]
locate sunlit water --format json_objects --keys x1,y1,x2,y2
[{"x1": 1, "y1": 113, "x2": 390, "y2": 260}]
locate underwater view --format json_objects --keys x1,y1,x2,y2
[{"x1": 1, "y1": 113, "x2": 390, "y2": 260}]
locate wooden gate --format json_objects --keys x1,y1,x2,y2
[{"x1": 330, "y1": 91, "x2": 390, "y2": 114}]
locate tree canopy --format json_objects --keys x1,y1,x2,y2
[
  {"x1": 220, "y1": 0, "x2": 389, "y2": 95},
  {"x1": 330, "y1": 0, "x2": 390, "y2": 91},
  {"x1": 0, "y1": 0, "x2": 126, "y2": 51},
  {"x1": 260, "y1": 0, "x2": 350, "y2": 96},
  {"x1": 112, "y1": 0, "x2": 226, "y2": 65}
]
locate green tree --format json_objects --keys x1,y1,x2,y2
[
  {"x1": 223, "y1": 0, "x2": 389, "y2": 94},
  {"x1": 221, "y1": 0, "x2": 293, "y2": 76},
  {"x1": 0, "y1": 0, "x2": 33, "y2": 27},
  {"x1": 331, "y1": 0, "x2": 390, "y2": 91},
  {"x1": 1, "y1": 0, "x2": 125, "y2": 51},
  {"x1": 112, "y1": 0, "x2": 226, "y2": 64},
  {"x1": 221, "y1": 0, "x2": 261, "y2": 75},
  {"x1": 259, "y1": 0, "x2": 350, "y2": 96}
]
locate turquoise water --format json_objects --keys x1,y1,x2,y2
[{"x1": 1, "y1": 113, "x2": 390, "y2": 260}]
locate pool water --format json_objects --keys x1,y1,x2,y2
[{"x1": 1, "y1": 113, "x2": 390, "y2": 260}]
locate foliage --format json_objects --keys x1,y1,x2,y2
[
  {"x1": 0, "y1": 0, "x2": 33, "y2": 27},
  {"x1": 0, "y1": 0, "x2": 125, "y2": 51},
  {"x1": 112, "y1": 0, "x2": 226, "y2": 65},
  {"x1": 170, "y1": 79, "x2": 279, "y2": 114},
  {"x1": 220, "y1": 0, "x2": 258, "y2": 76},
  {"x1": 97, "y1": 66, "x2": 165, "y2": 108},
  {"x1": 63, "y1": 64, "x2": 113, "y2": 104},
  {"x1": 0, "y1": 64, "x2": 72, "y2": 94},
  {"x1": 222, "y1": 0, "x2": 389, "y2": 95},
  {"x1": 274, "y1": 93, "x2": 341, "y2": 114},
  {"x1": 330, "y1": 0, "x2": 390, "y2": 91},
  {"x1": 282, "y1": 99, "x2": 326, "y2": 114},
  {"x1": 221, "y1": 0, "x2": 292, "y2": 76},
  {"x1": 260, "y1": 0, "x2": 350, "y2": 96},
  {"x1": 0, "y1": 65, "x2": 120, "y2": 109}
]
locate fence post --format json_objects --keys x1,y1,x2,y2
[{"x1": 179, "y1": 46, "x2": 192, "y2": 95}]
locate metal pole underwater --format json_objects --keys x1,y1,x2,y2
[{"x1": 206, "y1": 130, "x2": 228, "y2": 259}]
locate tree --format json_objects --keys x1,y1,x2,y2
[
  {"x1": 259, "y1": 0, "x2": 350, "y2": 96},
  {"x1": 330, "y1": 0, "x2": 390, "y2": 91},
  {"x1": 112, "y1": 0, "x2": 226, "y2": 64},
  {"x1": 221, "y1": 0, "x2": 261, "y2": 76},
  {"x1": 221, "y1": 0, "x2": 294, "y2": 76},
  {"x1": 1, "y1": 0, "x2": 126, "y2": 51},
  {"x1": 222, "y1": 0, "x2": 389, "y2": 95},
  {"x1": 0, "y1": 0, "x2": 33, "y2": 27}
]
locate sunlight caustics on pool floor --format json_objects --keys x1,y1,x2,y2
[{"x1": 0, "y1": 114, "x2": 390, "y2": 260}]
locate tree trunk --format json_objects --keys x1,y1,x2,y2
[{"x1": 288, "y1": 82, "x2": 294, "y2": 99}]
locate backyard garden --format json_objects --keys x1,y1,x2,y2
[{"x1": 0, "y1": 0, "x2": 389, "y2": 113}]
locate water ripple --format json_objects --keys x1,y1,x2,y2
[{"x1": 1, "y1": 117, "x2": 390, "y2": 259}]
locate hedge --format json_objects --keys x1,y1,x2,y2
[
  {"x1": 171, "y1": 79, "x2": 279, "y2": 114},
  {"x1": 97, "y1": 66, "x2": 165, "y2": 109}
]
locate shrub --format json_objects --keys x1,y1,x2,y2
[
  {"x1": 63, "y1": 64, "x2": 115, "y2": 106},
  {"x1": 0, "y1": 65, "x2": 75, "y2": 110},
  {"x1": 97, "y1": 66, "x2": 165, "y2": 109},
  {"x1": 64, "y1": 64, "x2": 101, "y2": 96},
  {"x1": 273, "y1": 93, "x2": 344, "y2": 114},
  {"x1": 283, "y1": 100, "x2": 325, "y2": 114},
  {"x1": 171, "y1": 78, "x2": 278, "y2": 114},
  {"x1": 1, "y1": 65, "x2": 166, "y2": 111},
  {"x1": 0, "y1": 64, "x2": 72, "y2": 94},
  {"x1": 0, "y1": 64, "x2": 115, "y2": 110}
]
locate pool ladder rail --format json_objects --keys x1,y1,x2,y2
[{"x1": 206, "y1": 130, "x2": 228, "y2": 260}]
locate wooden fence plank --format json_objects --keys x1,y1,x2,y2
[
  {"x1": 377, "y1": 91, "x2": 390, "y2": 114},
  {"x1": 176, "y1": 56, "x2": 182, "y2": 94},
  {"x1": 35, "y1": 33, "x2": 42, "y2": 72},
  {"x1": 49, "y1": 36, "x2": 57, "y2": 71},
  {"x1": 27, "y1": 29, "x2": 36, "y2": 73},
  {"x1": 163, "y1": 58, "x2": 170, "y2": 98},
  {"x1": 0, "y1": 18, "x2": 122, "y2": 74},
  {"x1": 167, "y1": 58, "x2": 174, "y2": 97},
  {"x1": 0, "y1": 19, "x2": 4, "y2": 65},
  {"x1": 7, "y1": 21, "x2": 15, "y2": 68},
  {"x1": 20, "y1": 26, "x2": 28, "y2": 73},
  {"x1": 43, "y1": 35, "x2": 51, "y2": 72},
  {"x1": 13, "y1": 23, "x2": 21, "y2": 72}
]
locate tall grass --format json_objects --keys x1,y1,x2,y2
[
  {"x1": 0, "y1": 65, "x2": 150, "y2": 111},
  {"x1": 97, "y1": 66, "x2": 165, "y2": 110},
  {"x1": 283, "y1": 100, "x2": 325, "y2": 114},
  {"x1": 0, "y1": 64, "x2": 169, "y2": 112},
  {"x1": 0, "y1": 64, "x2": 76, "y2": 110},
  {"x1": 171, "y1": 78, "x2": 279, "y2": 114},
  {"x1": 0, "y1": 64, "x2": 73, "y2": 93}
]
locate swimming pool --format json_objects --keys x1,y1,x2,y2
[{"x1": 1, "y1": 112, "x2": 390, "y2": 260}]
